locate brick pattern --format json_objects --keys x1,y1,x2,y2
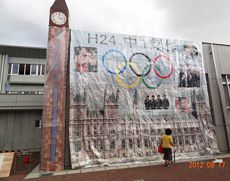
[{"x1": 40, "y1": 26, "x2": 69, "y2": 172}]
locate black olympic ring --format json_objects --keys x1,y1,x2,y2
[{"x1": 129, "y1": 53, "x2": 151, "y2": 77}]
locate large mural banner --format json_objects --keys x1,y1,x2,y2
[{"x1": 69, "y1": 30, "x2": 218, "y2": 168}]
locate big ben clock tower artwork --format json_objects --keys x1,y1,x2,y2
[{"x1": 41, "y1": 0, "x2": 70, "y2": 171}]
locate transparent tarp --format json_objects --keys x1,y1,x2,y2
[
  {"x1": 69, "y1": 30, "x2": 218, "y2": 168},
  {"x1": 41, "y1": 27, "x2": 69, "y2": 170}
]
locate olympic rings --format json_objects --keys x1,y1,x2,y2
[
  {"x1": 142, "y1": 64, "x2": 162, "y2": 89},
  {"x1": 116, "y1": 62, "x2": 141, "y2": 89},
  {"x1": 102, "y1": 50, "x2": 127, "y2": 75},
  {"x1": 101, "y1": 50, "x2": 175, "y2": 89},
  {"x1": 129, "y1": 53, "x2": 151, "y2": 77},
  {"x1": 153, "y1": 55, "x2": 174, "y2": 79}
]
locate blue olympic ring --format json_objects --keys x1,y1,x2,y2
[{"x1": 102, "y1": 49, "x2": 127, "y2": 75}]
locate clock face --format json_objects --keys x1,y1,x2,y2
[{"x1": 51, "y1": 12, "x2": 67, "y2": 25}]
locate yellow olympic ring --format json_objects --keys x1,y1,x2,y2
[{"x1": 116, "y1": 62, "x2": 141, "y2": 89}]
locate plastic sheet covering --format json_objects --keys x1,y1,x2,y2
[
  {"x1": 69, "y1": 30, "x2": 219, "y2": 168},
  {"x1": 41, "y1": 26, "x2": 69, "y2": 170}
]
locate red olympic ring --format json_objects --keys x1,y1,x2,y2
[{"x1": 153, "y1": 55, "x2": 174, "y2": 79}]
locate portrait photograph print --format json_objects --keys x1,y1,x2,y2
[{"x1": 74, "y1": 47, "x2": 98, "y2": 72}]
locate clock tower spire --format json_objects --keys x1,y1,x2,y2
[
  {"x1": 49, "y1": 0, "x2": 69, "y2": 27},
  {"x1": 41, "y1": 0, "x2": 70, "y2": 172}
]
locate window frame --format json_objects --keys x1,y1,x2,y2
[
  {"x1": 10, "y1": 63, "x2": 19, "y2": 75},
  {"x1": 40, "y1": 65, "x2": 45, "y2": 75},
  {"x1": 35, "y1": 120, "x2": 42, "y2": 128}
]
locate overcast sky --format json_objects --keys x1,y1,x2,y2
[{"x1": 0, "y1": 0, "x2": 229, "y2": 47}]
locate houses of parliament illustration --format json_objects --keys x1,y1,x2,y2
[{"x1": 69, "y1": 87, "x2": 217, "y2": 168}]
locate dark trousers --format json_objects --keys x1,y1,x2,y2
[{"x1": 163, "y1": 148, "x2": 172, "y2": 161}]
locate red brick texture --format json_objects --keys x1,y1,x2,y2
[{"x1": 40, "y1": 26, "x2": 69, "y2": 172}]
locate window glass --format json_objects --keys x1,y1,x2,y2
[
  {"x1": 137, "y1": 139, "x2": 141, "y2": 148},
  {"x1": 38, "y1": 65, "x2": 41, "y2": 75},
  {"x1": 129, "y1": 138, "x2": 133, "y2": 148},
  {"x1": 144, "y1": 138, "x2": 149, "y2": 148},
  {"x1": 87, "y1": 124, "x2": 91, "y2": 135},
  {"x1": 8, "y1": 63, "x2": 12, "y2": 74},
  {"x1": 19, "y1": 64, "x2": 25, "y2": 75},
  {"x1": 100, "y1": 140, "x2": 103, "y2": 150},
  {"x1": 25, "y1": 64, "x2": 30, "y2": 75},
  {"x1": 76, "y1": 141, "x2": 81, "y2": 151},
  {"x1": 31, "y1": 65, "x2": 37, "y2": 75},
  {"x1": 12, "y1": 64, "x2": 19, "y2": 74},
  {"x1": 75, "y1": 124, "x2": 81, "y2": 136},
  {"x1": 121, "y1": 139, "x2": 125, "y2": 148},
  {"x1": 88, "y1": 140, "x2": 91, "y2": 150},
  {"x1": 41, "y1": 65, "x2": 45, "y2": 75},
  {"x1": 110, "y1": 140, "x2": 115, "y2": 150},
  {"x1": 35, "y1": 120, "x2": 42, "y2": 128}
]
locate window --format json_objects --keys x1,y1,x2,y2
[
  {"x1": 100, "y1": 140, "x2": 103, "y2": 150},
  {"x1": 35, "y1": 120, "x2": 42, "y2": 128},
  {"x1": 144, "y1": 138, "x2": 149, "y2": 148},
  {"x1": 8, "y1": 63, "x2": 12, "y2": 74},
  {"x1": 76, "y1": 141, "x2": 81, "y2": 151},
  {"x1": 121, "y1": 139, "x2": 125, "y2": 148},
  {"x1": 40, "y1": 65, "x2": 45, "y2": 75},
  {"x1": 121, "y1": 129, "x2": 125, "y2": 136},
  {"x1": 99, "y1": 124, "x2": 103, "y2": 135},
  {"x1": 25, "y1": 64, "x2": 31, "y2": 75},
  {"x1": 196, "y1": 127, "x2": 201, "y2": 132},
  {"x1": 136, "y1": 126, "x2": 139, "y2": 134},
  {"x1": 185, "y1": 136, "x2": 190, "y2": 145},
  {"x1": 173, "y1": 137, "x2": 177, "y2": 145},
  {"x1": 144, "y1": 129, "x2": 149, "y2": 134},
  {"x1": 38, "y1": 65, "x2": 45, "y2": 75},
  {"x1": 75, "y1": 124, "x2": 81, "y2": 136},
  {"x1": 192, "y1": 135, "x2": 196, "y2": 144},
  {"x1": 137, "y1": 138, "x2": 141, "y2": 148},
  {"x1": 179, "y1": 137, "x2": 183, "y2": 145},
  {"x1": 94, "y1": 125, "x2": 97, "y2": 136},
  {"x1": 190, "y1": 127, "x2": 195, "y2": 133},
  {"x1": 8, "y1": 63, "x2": 45, "y2": 76},
  {"x1": 129, "y1": 138, "x2": 133, "y2": 148},
  {"x1": 110, "y1": 140, "x2": 115, "y2": 150},
  {"x1": 93, "y1": 140, "x2": 97, "y2": 148},
  {"x1": 109, "y1": 124, "x2": 115, "y2": 135},
  {"x1": 88, "y1": 140, "x2": 91, "y2": 150},
  {"x1": 19, "y1": 64, "x2": 25, "y2": 75},
  {"x1": 222, "y1": 74, "x2": 230, "y2": 107},
  {"x1": 30, "y1": 64, "x2": 38, "y2": 75},
  {"x1": 11, "y1": 64, "x2": 19, "y2": 75},
  {"x1": 87, "y1": 125, "x2": 91, "y2": 136},
  {"x1": 128, "y1": 125, "x2": 132, "y2": 134}
]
